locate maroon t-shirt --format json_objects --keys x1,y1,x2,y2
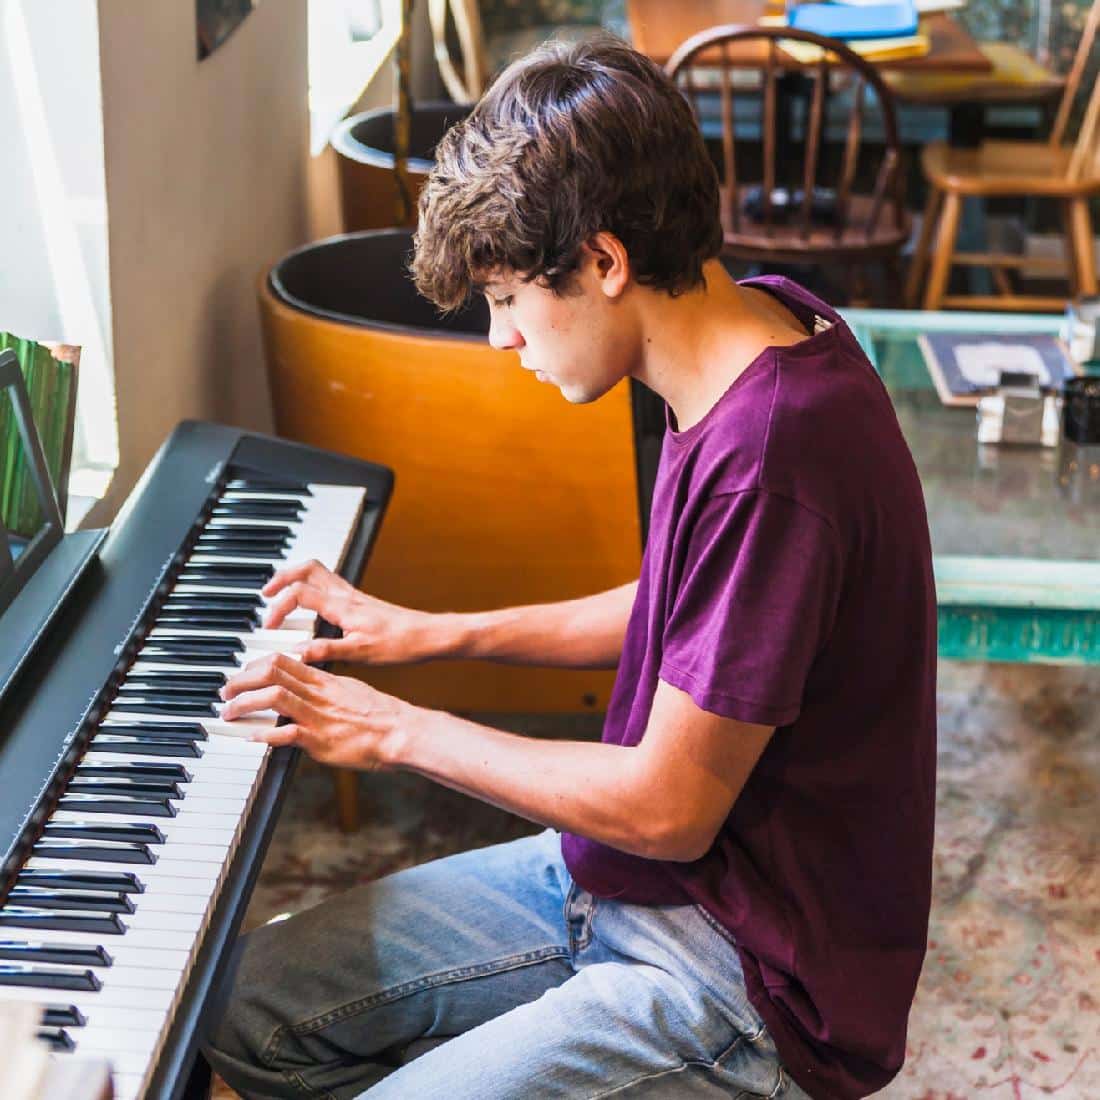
[{"x1": 562, "y1": 277, "x2": 937, "y2": 1099}]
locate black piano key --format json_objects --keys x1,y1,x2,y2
[
  {"x1": 201, "y1": 522, "x2": 295, "y2": 539},
  {"x1": 42, "y1": 1005, "x2": 87, "y2": 1028},
  {"x1": 7, "y1": 888, "x2": 135, "y2": 914},
  {"x1": 66, "y1": 775, "x2": 183, "y2": 799},
  {"x1": 133, "y1": 648, "x2": 241, "y2": 667},
  {"x1": 0, "y1": 908, "x2": 126, "y2": 935},
  {"x1": 199, "y1": 523, "x2": 292, "y2": 539},
  {"x1": 8, "y1": 888, "x2": 133, "y2": 915},
  {"x1": 1, "y1": 940, "x2": 113, "y2": 966},
  {"x1": 181, "y1": 560, "x2": 276, "y2": 577},
  {"x1": 148, "y1": 633, "x2": 245, "y2": 652},
  {"x1": 155, "y1": 613, "x2": 258, "y2": 632},
  {"x1": 45, "y1": 819, "x2": 169, "y2": 842},
  {"x1": 165, "y1": 592, "x2": 263, "y2": 609},
  {"x1": 225, "y1": 476, "x2": 311, "y2": 495},
  {"x1": 91, "y1": 738, "x2": 203, "y2": 758},
  {"x1": 33, "y1": 837, "x2": 158, "y2": 863},
  {"x1": 191, "y1": 545, "x2": 287, "y2": 561},
  {"x1": 215, "y1": 492, "x2": 303, "y2": 506},
  {"x1": 100, "y1": 721, "x2": 207, "y2": 742},
  {"x1": 210, "y1": 503, "x2": 302, "y2": 521},
  {"x1": 76, "y1": 761, "x2": 191, "y2": 782},
  {"x1": 177, "y1": 570, "x2": 274, "y2": 589},
  {"x1": 0, "y1": 965, "x2": 101, "y2": 991},
  {"x1": 111, "y1": 699, "x2": 218, "y2": 718},
  {"x1": 139, "y1": 640, "x2": 243, "y2": 658},
  {"x1": 121, "y1": 669, "x2": 226, "y2": 688},
  {"x1": 17, "y1": 870, "x2": 144, "y2": 894},
  {"x1": 118, "y1": 682, "x2": 220, "y2": 702},
  {"x1": 197, "y1": 532, "x2": 289, "y2": 548},
  {"x1": 111, "y1": 698, "x2": 219, "y2": 717},
  {"x1": 37, "y1": 1026, "x2": 76, "y2": 1052},
  {"x1": 55, "y1": 793, "x2": 177, "y2": 819}
]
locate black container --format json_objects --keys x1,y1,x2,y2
[{"x1": 1062, "y1": 376, "x2": 1100, "y2": 444}]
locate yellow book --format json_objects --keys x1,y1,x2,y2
[
  {"x1": 776, "y1": 32, "x2": 930, "y2": 63},
  {"x1": 757, "y1": 15, "x2": 931, "y2": 64}
]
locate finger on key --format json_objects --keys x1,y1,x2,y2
[
  {"x1": 262, "y1": 558, "x2": 330, "y2": 600},
  {"x1": 221, "y1": 652, "x2": 312, "y2": 703},
  {"x1": 263, "y1": 582, "x2": 329, "y2": 630}
]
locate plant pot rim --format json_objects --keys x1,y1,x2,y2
[
  {"x1": 268, "y1": 229, "x2": 487, "y2": 342},
  {"x1": 330, "y1": 101, "x2": 471, "y2": 174}
]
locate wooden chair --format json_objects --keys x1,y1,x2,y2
[
  {"x1": 906, "y1": 0, "x2": 1100, "y2": 311},
  {"x1": 665, "y1": 25, "x2": 911, "y2": 305},
  {"x1": 429, "y1": 0, "x2": 489, "y2": 104}
]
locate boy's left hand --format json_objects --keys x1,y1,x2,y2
[{"x1": 220, "y1": 652, "x2": 408, "y2": 771}]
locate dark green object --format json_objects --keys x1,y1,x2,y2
[{"x1": 0, "y1": 333, "x2": 76, "y2": 537}]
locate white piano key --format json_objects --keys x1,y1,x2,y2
[
  {"x1": 26, "y1": 857, "x2": 225, "y2": 883},
  {"x1": 0, "y1": 983, "x2": 176, "y2": 1012},
  {"x1": 110, "y1": 1074, "x2": 145, "y2": 1100},
  {"x1": 121, "y1": 891, "x2": 209, "y2": 916},
  {"x1": 49, "y1": 812, "x2": 242, "y2": 845},
  {"x1": 98, "y1": 719, "x2": 272, "y2": 753},
  {"x1": 0, "y1": 934, "x2": 192, "y2": 974},
  {"x1": 145, "y1": 627, "x2": 312, "y2": 650},
  {"x1": 82, "y1": 1046, "x2": 156, "y2": 1077},
  {"x1": 80, "y1": 750, "x2": 264, "y2": 776},
  {"x1": 74, "y1": 1021, "x2": 164, "y2": 1056}
]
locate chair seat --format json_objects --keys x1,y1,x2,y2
[
  {"x1": 720, "y1": 190, "x2": 911, "y2": 262},
  {"x1": 884, "y1": 42, "x2": 1064, "y2": 105},
  {"x1": 921, "y1": 140, "x2": 1100, "y2": 196}
]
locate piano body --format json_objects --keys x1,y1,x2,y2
[{"x1": 0, "y1": 420, "x2": 393, "y2": 1100}]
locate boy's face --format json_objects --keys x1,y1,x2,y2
[{"x1": 480, "y1": 247, "x2": 638, "y2": 405}]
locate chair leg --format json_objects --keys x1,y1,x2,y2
[
  {"x1": 923, "y1": 191, "x2": 963, "y2": 310},
  {"x1": 1067, "y1": 197, "x2": 1098, "y2": 297},
  {"x1": 906, "y1": 185, "x2": 943, "y2": 307},
  {"x1": 334, "y1": 768, "x2": 360, "y2": 833},
  {"x1": 883, "y1": 255, "x2": 905, "y2": 308},
  {"x1": 1060, "y1": 200, "x2": 1080, "y2": 298}
]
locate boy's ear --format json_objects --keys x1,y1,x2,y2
[{"x1": 584, "y1": 232, "x2": 630, "y2": 300}]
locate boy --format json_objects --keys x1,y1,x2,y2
[{"x1": 205, "y1": 35, "x2": 936, "y2": 1099}]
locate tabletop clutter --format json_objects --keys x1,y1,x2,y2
[{"x1": 915, "y1": 296, "x2": 1100, "y2": 448}]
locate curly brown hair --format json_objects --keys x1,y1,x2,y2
[{"x1": 410, "y1": 33, "x2": 722, "y2": 311}]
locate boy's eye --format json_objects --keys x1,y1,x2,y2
[{"x1": 490, "y1": 295, "x2": 514, "y2": 308}]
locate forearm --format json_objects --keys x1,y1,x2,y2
[
  {"x1": 389, "y1": 704, "x2": 687, "y2": 859},
  {"x1": 432, "y1": 581, "x2": 638, "y2": 669}
]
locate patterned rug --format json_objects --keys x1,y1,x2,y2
[{"x1": 212, "y1": 664, "x2": 1100, "y2": 1098}]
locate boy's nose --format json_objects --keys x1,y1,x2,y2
[{"x1": 488, "y1": 316, "x2": 523, "y2": 352}]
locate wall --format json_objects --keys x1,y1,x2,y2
[{"x1": 91, "y1": 0, "x2": 310, "y2": 524}]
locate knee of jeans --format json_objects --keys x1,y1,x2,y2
[{"x1": 202, "y1": 924, "x2": 296, "y2": 1070}]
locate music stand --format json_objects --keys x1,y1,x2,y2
[{"x1": 0, "y1": 349, "x2": 65, "y2": 616}]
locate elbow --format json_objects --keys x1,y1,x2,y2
[{"x1": 639, "y1": 817, "x2": 716, "y2": 863}]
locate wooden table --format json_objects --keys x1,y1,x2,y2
[{"x1": 627, "y1": 0, "x2": 994, "y2": 74}]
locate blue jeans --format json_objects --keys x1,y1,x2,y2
[{"x1": 204, "y1": 829, "x2": 808, "y2": 1099}]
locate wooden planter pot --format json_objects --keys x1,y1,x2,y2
[
  {"x1": 331, "y1": 103, "x2": 472, "y2": 231},
  {"x1": 260, "y1": 229, "x2": 642, "y2": 714}
]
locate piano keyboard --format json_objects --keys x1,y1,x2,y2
[{"x1": 0, "y1": 476, "x2": 366, "y2": 1100}]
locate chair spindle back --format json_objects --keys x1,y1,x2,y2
[{"x1": 665, "y1": 24, "x2": 906, "y2": 244}]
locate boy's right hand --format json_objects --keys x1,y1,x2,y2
[{"x1": 263, "y1": 559, "x2": 440, "y2": 666}]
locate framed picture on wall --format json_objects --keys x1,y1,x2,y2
[{"x1": 197, "y1": 0, "x2": 261, "y2": 60}]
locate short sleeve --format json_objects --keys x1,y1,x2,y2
[{"x1": 659, "y1": 490, "x2": 842, "y2": 727}]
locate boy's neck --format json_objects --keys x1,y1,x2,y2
[{"x1": 632, "y1": 261, "x2": 810, "y2": 433}]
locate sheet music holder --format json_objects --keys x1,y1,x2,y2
[{"x1": 0, "y1": 349, "x2": 106, "y2": 703}]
